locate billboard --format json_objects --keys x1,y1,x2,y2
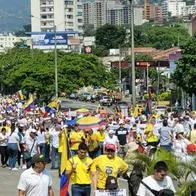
[{"x1": 31, "y1": 32, "x2": 68, "y2": 46}]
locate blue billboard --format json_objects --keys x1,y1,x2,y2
[{"x1": 31, "y1": 32, "x2": 68, "y2": 46}]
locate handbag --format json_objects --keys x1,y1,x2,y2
[{"x1": 23, "y1": 140, "x2": 35, "y2": 160}]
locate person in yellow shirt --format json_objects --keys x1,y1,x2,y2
[
  {"x1": 66, "y1": 142, "x2": 96, "y2": 196},
  {"x1": 86, "y1": 129, "x2": 100, "y2": 159},
  {"x1": 91, "y1": 143, "x2": 128, "y2": 190},
  {"x1": 144, "y1": 118, "x2": 159, "y2": 146},
  {"x1": 96, "y1": 127, "x2": 106, "y2": 154},
  {"x1": 69, "y1": 125, "x2": 85, "y2": 156}
]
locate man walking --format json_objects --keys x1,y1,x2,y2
[{"x1": 17, "y1": 153, "x2": 54, "y2": 196}]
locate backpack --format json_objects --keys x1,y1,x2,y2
[
  {"x1": 141, "y1": 181, "x2": 174, "y2": 196},
  {"x1": 105, "y1": 176, "x2": 118, "y2": 190}
]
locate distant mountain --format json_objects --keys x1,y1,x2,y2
[{"x1": 0, "y1": 0, "x2": 30, "y2": 33}]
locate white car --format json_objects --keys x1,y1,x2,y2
[
  {"x1": 155, "y1": 105, "x2": 168, "y2": 115},
  {"x1": 99, "y1": 96, "x2": 113, "y2": 106}
]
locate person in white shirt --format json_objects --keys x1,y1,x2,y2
[
  {"x1": 137, "y1": 161, "x2": 175, "y2": 196},
  {"x1": 17, "y1": 153, "x2": 54, "y2": 196},
  {"x1": 37, "y1": 126, "x2": 46, "y2": 159},
  {"x1": 103, "y1": 130, "x2": 119, "y2": 152},
  {"x1": 7, "y1": 124, "x2": 21, "y2": 170},
  {"x1": 49, "y1": 124, "x2": 60, "y2": 169},
  {"x1": 0, "y1": 127, "x2": 8, "y2": 167},
  {"x1": 24, "y1": 129, "x2": 39, "y2": 169}
]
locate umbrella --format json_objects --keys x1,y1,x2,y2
[
  {"x1": 76, "y1": 116, "x2": 106, "y2": 131},
  {"x1": 75, "y1": 108, "x2": 90, "y2": 115}
]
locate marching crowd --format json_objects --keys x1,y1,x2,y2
[{"x1": 0, "y1": 95, "x2": 196, "y2": 196}]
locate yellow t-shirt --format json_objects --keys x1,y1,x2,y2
[
  {"x1": 66, "y1": 155, "x2": 95, "y2": 185},
  {"x1": 144, "y1": 123, "x2": 158, "y2": 143},
  {"x1": 69, "y1": 130, "x2": 85, "y2": 150},
  {"x1": 92, "y1": 155, "x2": 128, "y2": 189},
  {"x1": 87, "y1": 133, "x2": 99, "y2": 152},
  {"x1": 190, "y1": 130, "x2": 196, "y2": 144},
  {"x1": 96, "y1": 132, "x2": 106, "y2": 143}
]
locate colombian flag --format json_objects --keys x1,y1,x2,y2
[
  {"x1": 59, "y1": 130, "x2": 69, "y2": 196},
  {"x1": 145, "y1": 89, "x2": 152, "y2": 115},
  {"x1": 23, "y1": 94, "x2": 34, "y2": 111}
]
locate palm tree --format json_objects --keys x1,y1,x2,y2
[{"x1": 124, "y1": 148, "x2": 196, "y2": 196}]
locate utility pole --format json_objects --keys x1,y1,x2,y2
[
  {"x1": 54, "y1": 25, "x2": 58, "y2": 98},
  {"x1": 130, "y1": 0, "x2": 136, "y2": 107},
  {"x1": 119, "y1": 45, "x2": 122, "y2": 93}
]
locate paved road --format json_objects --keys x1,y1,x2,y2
[
  {"x1": 0, "y1": 166, "x2": 60, "y2": 196},
  {"x1": 0, "y1": 165, "x2": 129, "y2": 196}
]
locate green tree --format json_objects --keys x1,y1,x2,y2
[
  {"x1": 172, "y1": 35, "x2": 196, "y2": 94},
  {"x1": 95, "y1": 24, "x2": 126, "y2": 49},
  {"x1": 0, "y1": 48, "x2": 115, "y2": 100}
]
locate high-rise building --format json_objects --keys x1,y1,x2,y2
[
  {"x1": 144, "y1": 3, "x2": 163, "y2": 23},
  {"x1": 83, "y1": 0, "x2": 144, "y2": 28},
  {"x1": 31, "y1": 0, "x2": 83, "y2": 33},
  {"x1": 167, "y1": 0, "x2": 186, "y2": 17}
]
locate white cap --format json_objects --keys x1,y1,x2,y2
[{"x1": 108, "y1": 130, "x2": 115, "y2": 134}]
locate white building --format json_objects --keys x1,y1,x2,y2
[
  {"x1": 181, "y1": 5, "x2": 196, "y2": 16},
  {"x1": 0, "y1": 34, "x2": 30, "y2": 53},
  {"x1": 31, "y1": 0, "x2": 83, "y2": 33},
  {"x1": 167, "y1": 0, "x2": 186, "y2": 17}
]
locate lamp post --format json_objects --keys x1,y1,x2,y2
[
  {"x1": 31, "y1": 15, "x2": 58, "y2": 97},
  {"x1": 129, "y1": 0, "x2": 136, "y2": 107},
  {"x1": 54, "y1": 25, "x2": 58, "y2": 98}
]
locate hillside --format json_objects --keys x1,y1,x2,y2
[{"x1": 0, "y1": 0, "x2": 30, "y2": 32}]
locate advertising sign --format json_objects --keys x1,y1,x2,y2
[{"x1": 31, "y1": 32, "x2": 68, "y2": 46}]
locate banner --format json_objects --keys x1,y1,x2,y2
[
  {"x1": 31, "y1": 32, "x2": 68, "y2": 46},
  {"x1": 95, "y1": 189, "x2": 126, "y2": 196}
]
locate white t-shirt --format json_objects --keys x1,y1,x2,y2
[
  {"x1": 103, "y1": 135, "x2": 119, "y2": 148},
  {"x1": 0, "y1": 133, "x2": 8, "y2": 146},
  {"x1": 137, "y1": 175, "x2": 175, "y2": 196},
  {"x1": 8, "y1": 132, "x2": 19, "y2": 144},
  {"x1": 17, "y1": 167, "x2": 52, "y2": 196}
]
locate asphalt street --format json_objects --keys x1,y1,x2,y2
[
  {"x1": 0, "y1": 165, "x2": 60, "y2": 196},
  {"x1": 0, "y1": 165, "x2": 129, "y2": 196}
]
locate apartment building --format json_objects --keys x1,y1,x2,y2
[
  {"x1": 83, "y1": 0, "x2": 144, "y2": 28},
  {"x1": 144, "y1": 3, "x2": 163, "y2": 23},
  {"x1": 31, "y1": 0, "x2": 83, "y2": 33},
  {"x1": 167, "y1": 0, "x2": 186, "y2": 17},
  {"x1": 0, "y1": 34, "x2": 30, "y2": 53}
]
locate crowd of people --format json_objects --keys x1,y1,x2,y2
[{"x1": 0, "y1": 95, "x2": 196, "y2": 195}]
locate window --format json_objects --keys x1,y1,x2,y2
[
  {"x1": 67, "y1": 15, "x2": 73, "y2": 19},
  {"x1": 78, "y1": 19, "x2": 82, "y2": 23}
]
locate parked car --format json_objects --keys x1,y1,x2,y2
[
  {"x1": 99, "y1": 96, "x2": 113, "y2": 106},
  {"x1": 78, "y1": 92, "x2": 91, "y2": 102},
  {"x1": 69, "y1": 92, "x2": 78, "y2": 100},
  {"x1": 155, "y1": 105, "x2": 168, "y2": 115}
]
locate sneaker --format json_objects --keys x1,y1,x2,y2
[
  {"x1": 22, "y1": 165, "x2": 27, "y2": 170},
  {"x1": 9, "y1": 167, "x2": 12, "y2": 170},
  {"x1": 2, "y1": 165, "x2": 6, "y2": 168},
  {"x1": 12, "y1": 167, "x2": 19, "y2": 171}
]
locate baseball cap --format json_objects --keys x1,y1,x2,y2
[
  {"x1": 108, "y1": 130, "x2": 115, "y2": 134},
  {"x1": 31, "y1": 154, "x2": 45, "y2": 164},
  {"x1": 30, "y1": 129, "x2": 38, "y2": 135},
  {"x1": 105, "y1": 144, "x2": 116, "y2": 151}
]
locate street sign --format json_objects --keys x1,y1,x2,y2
[
  {"x1": 111, "y1": 61, "x2": 170, "y2": 68},
  {"x1": 95, "y1": 189, "x2": 126, "y2": 196},
  {"x1": 84, "y1": 46, "x2": 92, "y2": 53}
]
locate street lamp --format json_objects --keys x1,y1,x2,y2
[
  {"x1": 31, "y1": 15, "x2": 58, "y2": 98},
  {"x1": 129, "y1": 0, "x2": 136, "y2": 107}
]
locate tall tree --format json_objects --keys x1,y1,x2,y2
[
  {"x1": 172, "y1": 35, "x2": 196, "y2": 95},
  {"x1": 95, "y1": 24, "x2": 126, "y2": 49}
]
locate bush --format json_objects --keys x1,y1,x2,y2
[{"x1": 158, "y1": 91, "x2": 171, "y2": 101}]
